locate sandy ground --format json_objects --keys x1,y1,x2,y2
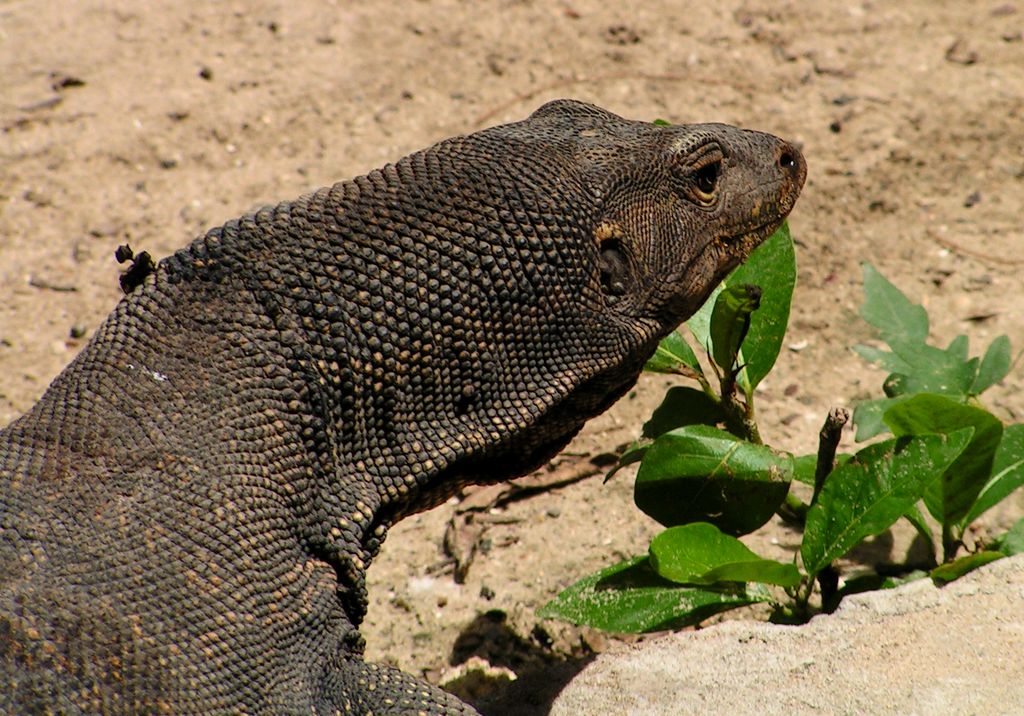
[{"x1": 2, "y1": 1, "x2": 1023, "y2": 712}]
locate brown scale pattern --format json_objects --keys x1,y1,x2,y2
[{"x1": 1, "y1": 100, "x2": 804, "y2": 714}]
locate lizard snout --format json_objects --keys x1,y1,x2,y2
[{"x1": 774, "y1": 139, "x2": 807, "y2": 210}]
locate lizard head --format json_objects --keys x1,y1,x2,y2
[{"x1": 525, "y1": 99, "x2": 807, "y2": 335}]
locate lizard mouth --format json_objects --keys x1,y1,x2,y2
[
  {"x1": 724, "y1": 209, "x2": 792, "y2": 245},
  {"x1": 721, "y1": 218, "x2": 786, "y2": 259}
]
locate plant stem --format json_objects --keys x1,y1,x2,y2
[
  {"x1": 718, "y1": 367, "x2": 762, "y2": 444},
  {"x1": 811, "y1": 408, "x2": 849, "y2": 506},
  {"x1": 778, "y1": 493, "x2": 808, "y2": 526},
  {"x1": 903, "y1": 506, "x2": 938, "y2": 568},
  {"x1": 817, "y1": 565, "x2": 840, "y2": 612},
  {"x1": 695, "y1": 372, "x2": 718, "y2": 401},
  {"x1": 742, "y1": 390, "x2": 763, "y2": 444},
  {"x1": 942, "y1": 523, "x2": 962, "y2": 563},
  {"x1": 790, "y1": 576, "x2": 815, "y2": 622}
]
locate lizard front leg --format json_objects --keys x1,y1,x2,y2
[{"x1": 317, "y1": 651, "x2": 480, "y2": 716}]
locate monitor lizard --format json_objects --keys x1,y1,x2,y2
[{"x1": 0, "y1": 99, "x2": 805, "y2": 714}]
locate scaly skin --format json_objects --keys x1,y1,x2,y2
[{"x1": 0, "y1": 99, "x2": 805, "y2": 714}]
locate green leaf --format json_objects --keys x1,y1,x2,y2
[
  {"x1": 635, "y1": 425, "x2": 793, "y2": 535},
  {"x1": 652, "y1": 118, "x2": 672, "y2": 127},
  {"x1": 854, "y1": 266, "x2": 1008, "y2": 410},
  {"x1": 729, "y1": 223, "x2": 797, "y2": 393},
  {"x1": 857, "y1": 339, "x2": 979, "y2": 399},
  {"x1": 855, "y1": 264, "x2": 985, "y2": 402},
  {"x1": 794, "y1": 453, "x2": 853, "y2": 486},
  {"x1": 883, "y1": 394, "x2": 1003, "y2": 525},
  {"x1": 606, "y1": 440, "x2": 649, "y2": 481},
  {"x1": 993, "y1": 517, "x2": 1024, "y2": 556},
  {"x1": 710, "y1": 284, "x2": 762, "y2": 374},
  {"x1": 888, "y1": 341, "x2": 979, "y2": 397},
  {"x1": 536, "y1": 556, "x2": 766, "y2": 633},
  {"x1": 860, "y1": 263, "x2": 929, "y2": 343},
  {"x1": 930, "y1": 551, "x2": 1005, "y2": 585},
  {"x1": 852, "y1": 344, "x2": 911, "y2": 376},
  {"x1": 793, "y1": 454, "x2": 818, "y2": 486},
  {"x1": 686, "y1": 283, "x2": 723, "y2": 356},
  {"x1": 946, "y1": 334, "x2": 970, "y2": 362},
  {"x1": 800, "y1": 431, "x2": 972, "y2": 577},
  {"x1": 702, "y1": 559, "x2": 801, "y2": 588},
  {"x1": 645, "y1": 330, "x2": 702, "y2": 376},
  {"x1": 881, "y1": 372, "x2": 911, "y2": 398},
  {"x1": 650, "y1": 523, "x2": 757, "y2": 581},
  {"x1": 684, "y1": 222, "x2": 796, "y2": 393},
  {"x1": 642, "y1": 386, "x2": 727, "y2": 439},
  {"x1": 852, "y1": 396, "x2": 910, "y2": 441},
  {"x1": 649, "y1": 523, "x2": 800, "y2": 587},
  {"x1": 902, "y1": 504, "x2": 937, "y2": 563},
  {"x1": 972, "y1": 335, "x2": 1012, "y2": 395},
  {"x1": 963, "y1": 423, "x2": 1024, "y2": 526}
]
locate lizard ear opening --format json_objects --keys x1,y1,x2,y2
[
  {"x1": 595, "y1": 220, "x2": 631, "y2": 299},
  {"x1": 599, "y1": 237, "x2": 629, "y2": 297}
]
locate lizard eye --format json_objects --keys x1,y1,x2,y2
[
  {"x1": 691, "y1": 160, "x2": 721, "y2": 204},
  {"x1": 677, "y1": 141, "x2": 725, "y2": 207}
]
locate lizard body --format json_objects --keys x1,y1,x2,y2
[{"x1": 0, "y1": 99, "x2": 805, "y2": 714}]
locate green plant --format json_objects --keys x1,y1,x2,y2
[{"x1": 539, "y1": 224, "x2": 1024, "y2": 631}]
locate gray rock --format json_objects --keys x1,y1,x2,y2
[{"x1": 551, "y1": 554, "x2": 1024, "y2": 715}]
